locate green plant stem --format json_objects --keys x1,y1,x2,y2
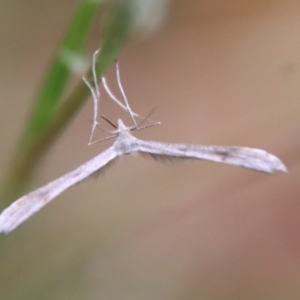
[
  {"x1": 21, "y1": 0, "x2": 101, "y2": 149},
  {"x1": 0, "y1": 1, "x2": 134, "y2": 207}
]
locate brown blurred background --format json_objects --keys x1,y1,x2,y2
[{"x1": 1, "y1": 0, "x2": 300, "y2": 299}]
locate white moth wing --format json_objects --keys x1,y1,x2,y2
[
  {"x1": 136, "y1": 140, "x2": 287, "y2": 173},
  {"x1": 0, "y1": 147, "x2": 118, "y2": 234}
]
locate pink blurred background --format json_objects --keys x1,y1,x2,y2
[{"x1": 0, "y1": 1, "x2": 300, "y2": 299}]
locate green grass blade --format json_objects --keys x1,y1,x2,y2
[
  {"x1": 0, "y1": 1, "x2": 101, "y2": 205},
  {"x1": 0, "y1": 1, "x2": 136, "y2": 206},
  {"x1": 20, "y1": 0, "x2": 101, "y2": 148}
]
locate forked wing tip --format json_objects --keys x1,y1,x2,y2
[
  {"x1": 0, "y1": 207, "x2": 26, "y2": 234},
  {"x1": 0, "y1": 218, "x2": 13, "y2": 234},
  {"x1": 276, "y1": 162, "x2": 288, "y2": 173},
  {"x1": 264, "y1": 156, "x2": 287, "y2": 174}
]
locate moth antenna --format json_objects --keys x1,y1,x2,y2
[
  {"x1": 101, "y1": 115, "x2": 117, "y2": 129},
  {"x1": 136, "y1": 107, "x2": 159, "y2": 128}
]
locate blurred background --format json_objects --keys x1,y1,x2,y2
[{"x1": 1, "y1": 0, "x2": 300, "y2": 299}]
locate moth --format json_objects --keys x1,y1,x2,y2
[
  {"x1": 0, "y1": 118, "x2": 286, "y2": 233},
  {"x1": 0, "y1": 50, "x2": 287, "y2": 233}
]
